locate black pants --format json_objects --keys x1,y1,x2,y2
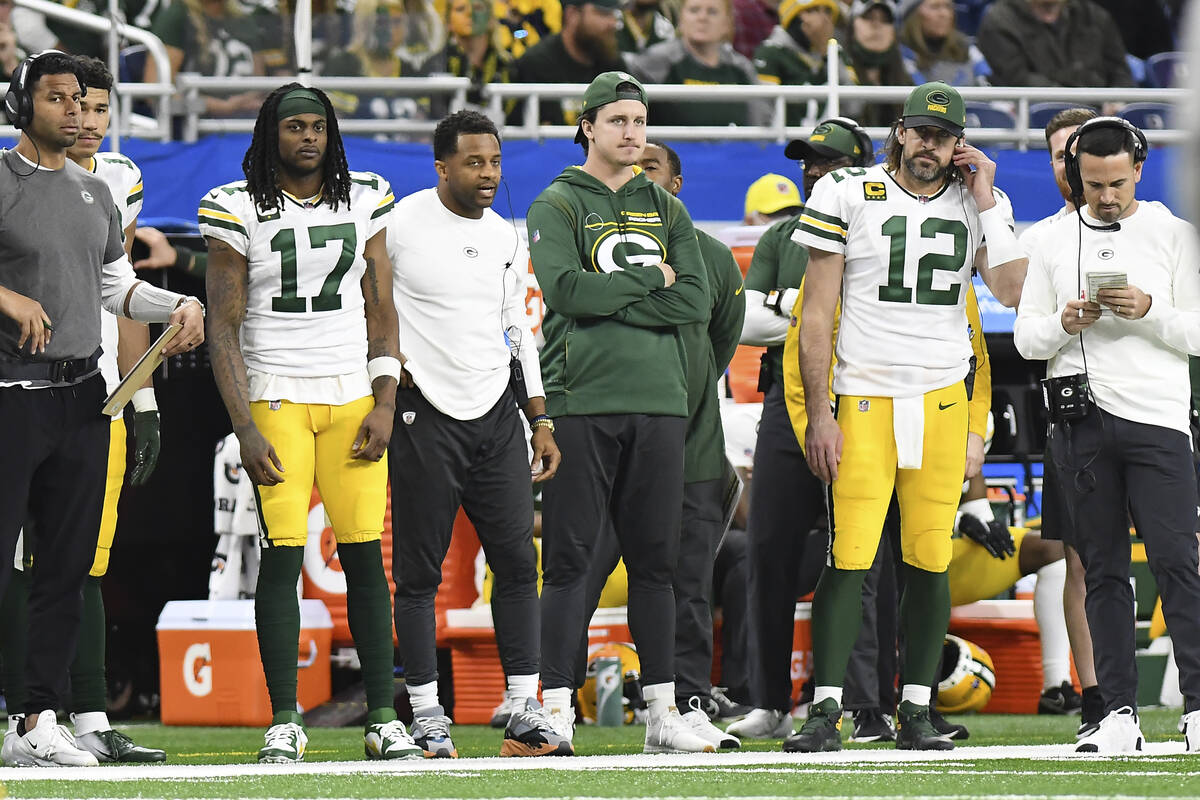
[
  {"x1": 541, "y1": 414, "x2": 685, "y2": 690},
  {"x1": 714, "y1": 527, "x2": 750, "y2": 696},
  {"x1": 388, "y1": 386, "x2": 539, "y2": 684},
  {"x1": 577, "y1": 477, "x2": 725, "y2": 704},
  {"x1": 1057, "y1": 407, "x2": 1200, "y2": 713},
  {"x1": 0, "y1": 376, "x2": 108, "y2": 713},
  {"x1": 745, "y1": 385, "x2": 826, "y2": 712}
]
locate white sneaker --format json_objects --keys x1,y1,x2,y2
[
  {"x1": 1075, "y1": 706, "x2": 1145, "y2": 754},
  {"x1": 5, "y1": 711, "x2": 98, "y2": 767},
  {"x1": 681, "y1": 697, "x2": 740, "y2": 749},
  {"x1": 544, "y1": 704, "x2": 576, "y2": 745},
  {"x1": 1182, "y1": 709, "x2": 1200, "y2": 752},
  {"x1": 644, "y1": 708, "x2": 717, "y2": 754},
  {"x1": 726, "y1": 707, "x2": 793, "y2": 739}
]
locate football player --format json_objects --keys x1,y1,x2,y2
[
  {"x1": 0, "y1": 55, "x2": 165, "y2": 766},
  {"x1": 789, "y1": 81, "x2": 1026, "y2": 752},
  {"x1": 202, "y1": 84, "x2": 418, "y2": 764}
]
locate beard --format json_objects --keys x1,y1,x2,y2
[
  {"x1": 577, "y1": 26, "x2": 618, "y2": 63},
  {"x1": 903, "y1": 152, "x2": 950, "y2": 184}
]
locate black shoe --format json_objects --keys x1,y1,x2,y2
[
  {"x1": 1038, "y1": 681, "x2": 1083, "y2": 715},
  {"x1": 896, "y1": 701, "x2": 954, "y2": 751},
  {"x1": 928, "y1": 706, "x2": 969, "y2": 740},
  {"x1": 710, "y1": 687, "x2": 752, "y2": 723},
  {"x1": 782, "y1": 698, "x2": 842, "y2": 753},
  {"x1": 851, "y1": 707, "x2": 896, "y2": 743}
]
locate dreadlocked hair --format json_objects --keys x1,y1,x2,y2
[{"x1": 243, "y1": 82, "x2": 353, "y2": 214}]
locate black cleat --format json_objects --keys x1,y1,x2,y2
[
  {"x1": 897, "y1": 701, "x2": 954, "y2": 751},
  {"x1": 851, "y1": 707, "x2": 896, "y2": 743},
  {"x1": 782, "y1": 698, "x2": 842, "y2": 753},
  {"x1": 928, "y1": 706, "x2": 969, "y2": 740},
  {"x1": 1039, "y1": 681, "x2": 1083, "y2": 715}
]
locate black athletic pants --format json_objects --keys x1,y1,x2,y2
[
  {"x1": 1056, "y1": 406, "x2": 1200, "y2": 713},
  {"x1": 577, "y1": 477, "x2": 725, "y2": 705},
  {"x1": 541, "y1": 414, "x2": 685, "y2": 690},
  {"x1": 745, "y1": 385, "x2": 826, "y2": 712},
  {"x1": 0, "y1": 376, "x2": 108, "y2": 714},
  {"x1": 388, "y1": 386, "x2": 539, "y2": 684}
]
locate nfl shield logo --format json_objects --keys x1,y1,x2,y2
[
  {"x1": 269, "y1": 400, "x2": 281, "y2": 411},
  {"x1": 402, "y1": 411, "x2": 416, "y2": 425},
  {"x1": 858, "y1": 399, "x2": 870, "y2": 412}
]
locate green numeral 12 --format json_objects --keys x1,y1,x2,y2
[
  {"x1": 271, "y1": 222, "x2": 358, "y2": 313},
  {"x1": 877, "y1": 215, "x2": 967, "y2": 306}
]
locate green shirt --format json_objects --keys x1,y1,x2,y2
[
  {"x1": 683, "y1": 230, "x2": 746, "y2": 482},
  {"x1": 649, "y1": 56, "x2": 757, "y2": 128},
  {"x1": 527, "y1": 166, "x2": 711, "y2": 417},
  {"x1": 744, "y1": 213, "x2": 808, "y2": 389},
  {"x1": 151, "y1": 4, "x2": 263, "y2": 77}
]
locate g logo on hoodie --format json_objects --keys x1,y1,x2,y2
[{"x1": 591, "y1": 228, "x2": 666, "y2": 273}]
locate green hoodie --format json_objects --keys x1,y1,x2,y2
[{"x1": 527, "y1": 166, "x2": 711, "y2": 417}]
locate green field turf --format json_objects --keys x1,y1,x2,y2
[{"x1": 0, "y1": 709, "x2": 1196, "y2": 799}]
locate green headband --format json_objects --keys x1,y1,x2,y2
[{"x1": 276, "y1": 88, "x2": 326, "y2": 122}]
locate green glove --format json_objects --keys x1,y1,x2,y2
[{"x1": 130, "y1": 410, "x2": 161, "y2": 486}]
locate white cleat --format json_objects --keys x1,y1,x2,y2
[
  {"x1": 725, "y1": 707, "x2": 794, "y2": 739},
  {"x1": 1075, "y1": 706, "x2": 1145, "y2": 754},
  {"x1": 644, "y1": 708, "x2": 717, "y2": 754},
  {"x1": 5, "y1": 711, "x2": 99, "y2": 767}
]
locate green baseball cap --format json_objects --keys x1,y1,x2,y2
[
  {"x1": 574, "y1": 71, "x2": 649, "y2": 145},
  {"x1": 785, "y1": 119, "x2": 865, "y2": 163},
  {"x1": 901, "y1": 81, "x2": 966, "y2": 138}
]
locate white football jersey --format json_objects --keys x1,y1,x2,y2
[
  {"x1": 198, "y1": 173, "x2": 394, "y2": 382},
  {"x1": 91, "y1": 152, "x2": 145, "y2": 412},
  {"x1": 792, "y1": 163, "x2": 1015, "y2": 397}
]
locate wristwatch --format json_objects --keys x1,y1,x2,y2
[{"x1": 530, "y1": 415, "x2": 555, "y2": 433}]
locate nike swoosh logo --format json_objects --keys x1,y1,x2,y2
[
  {"x1": 938, "y1": 402, "x2": 956, "y2": 410},
  {"x1": 735, "y1": 284, "x2": 744, "y2": 296}
]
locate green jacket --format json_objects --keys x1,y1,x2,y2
[
  {"x1": 684, "y1": 231, "x2": 746, "y2": 482},
  {"x1": 527, "y1": 166, "x2": 710, "y2": 417},
  {"x1": 745, "y1": 213, "x2": 809, "y2": 390}
]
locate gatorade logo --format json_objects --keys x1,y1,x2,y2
[
  {"x1": 926, "y1": 89, "x2": 951, "y2": 114},
  {"x1": 184, "y1": 643, "x2": 213, "y2": 697},
  {"x1": 592, "y1": 229, "x2": 665, "y2": 273}
]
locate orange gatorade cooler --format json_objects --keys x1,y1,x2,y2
[{"x1": 157, "y1": 599, "x2": 333, "y2": 726}]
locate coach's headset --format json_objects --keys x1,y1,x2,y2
[
  {"x1": 1062, "y1": 115, "x2": 1147, "y2": 204},
  {"x1": 4, "y1": 50, "x2": 87, "y2": 131},
  {"x1": 819, "y1": 116, "x2": 875, "y2": 167}
]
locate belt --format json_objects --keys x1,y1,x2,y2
[{"x1": 0, "y1": 348, "x2": 102, "y2": 384}]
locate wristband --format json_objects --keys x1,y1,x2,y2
[
  {"x1": 127, "y1": 282, "x2": 192, "y2": 323},
  {"x1": 367, "y1": 356, "x2": 402, "y2": 383},
  {"x1": 959, "y1": 496, "x2": 995, "y2": 524},
  {"x1": 531, "y1": 417, "x2": 555, "y2": 433},
  {"x1": 979, "y1": 205, "x2": 1023, "y2": 269},
  {"x1": 131, "y1": 387, "x2": 158, "y2": 412}
]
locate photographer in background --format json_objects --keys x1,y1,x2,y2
[{"x1": 1014, "y1": 117, "x2": 1200, "y2": 755}]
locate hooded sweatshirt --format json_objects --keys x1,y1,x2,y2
[{"x1": 527, "y1": 165, "x2": 710, "y2": 418}]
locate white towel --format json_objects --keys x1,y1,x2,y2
[{"x1": 893, "y1": 395, "x2": 925, "y2": 470}]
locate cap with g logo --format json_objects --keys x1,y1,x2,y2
[
  {"x1": 785, "y1": 120, "x2": 863, "y2": 162},
  {"x1": 575, "y1": 71, "x2": 649, "y2": 144},
  {"x1": 901, "y1": 81, "x2": 966, "y2": 138}
]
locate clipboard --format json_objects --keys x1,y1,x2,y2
[{"x1": 102, "y1": 323, "x2": 182, "y2": 417}]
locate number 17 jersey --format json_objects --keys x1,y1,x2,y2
[
  {"x1": 198, "y1": 173, "x2": 394, "y2": 379},
  {"x1": 792, "y1": 163, "x2": 1014, "y2": 397}
]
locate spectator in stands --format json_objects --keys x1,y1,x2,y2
[
  {"x1": 1092, "y1": 0, "x2": 1174, "y2": 61},
  {"x1": 898, "y1": 0, "x2": 992, "y2": 86},
  {"x1": 629, "y1": 0, "x2": 769, "y2": 127},
  {"x1": 45, "y1": 0, "x2": 162, "y2": 60},
  {"x1": 753, "y1": 0, "x2": 856, "y2": 127},
  {"x1": 145, "y1": 0, "x2": 267, "y2": 117},
  {"x1": 743, "y1": 173, "x2": 802, "y2": 225},
  {"x1": 511, "y1": 0, "x2": 625, "y2": 125},
  {"x1": 0, "y1": 18, "x2": 23, "y2": 82},
  {"x1": 844, "y1": 0, "x2": 908, "y2": 128},
  {"x1": 732, "y1": 0, "x2": 779, "y2": 60},
  {"x1": 618, "y1": 0, "x2": 676, "y2": 54},
  {"x1": 496, "y1": 0, "x2": 563, "y2": 61},
  {"x1": 976, "y1": 0, "x2": 1134, "y2": 88},
  {"x1": 431, "y1": 0, "x2": 514, "y2": 108}
]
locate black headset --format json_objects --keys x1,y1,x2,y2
[
  {"x1": 4, "y1": 50, "x2": 86, "y2": 131},
  {"x1": 1063, "y1": 115, "x2": 1147, "y2": 201},
  {"x1": 823, "y1": 116, "x2": 875, "y2": 167}
]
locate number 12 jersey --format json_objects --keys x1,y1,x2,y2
[{"x1": 791, "y1": 163, "x2": 1015, "y2": 398}]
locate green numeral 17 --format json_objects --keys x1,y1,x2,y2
[{"x1": 271, "y1": 222, "x2": 358, "y2": 313}]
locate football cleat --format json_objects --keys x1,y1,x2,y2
[
  {"x1": 1075, "y1": 706, "x2": 1144, "y2": 754},
  {"x1": 726, "y1": 708, "x2": 793, "y2": 739},
  {"x1": 1039, "y1": 681, "x2": 1083, "y2": 715},
  {"x1": 644, "y1": 708, "x2": 716, "y2": 754},
  {"x1": 850, "y1": 707, "x2": 896, "y2": 743},
  {"x1": 410, "y1": 707, "x2": 458, "y2": 758},
  {"x1": 75, "y1": 728, "x2": 167, "y2": 763},
  {"x1": 896, "y1": 701, "x2": 954, "y2": 751},
  {"x1": 500, "y1": 698, "x2": 574, "y2": 756},
  {"x1": 6, "y1": 711, "x2": 99, "y2": 767},
  {"x1": 364, "y1": 718, "x2": 423, "y2": 760},
  {"x1": 258, "y1": 712, "x2": 307, "y2": 764},
  {"x1": 782, "y1": 698, "x2": 842, "y2": 753},
  {"x1": 929, "y1": 706, "x2": 969, "y2": 740}
]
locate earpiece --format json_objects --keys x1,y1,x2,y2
[
  {"x1": 1063, "y1": 116, "x2": 1147, "y2": 201},
  {"x1": 823, "y1": 116, "x2": 874, "y2": 167}
]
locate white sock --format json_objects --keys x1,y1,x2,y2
[
  {"x1": 507, "y1": 674, "x2": 539, "y2": 708},
  {"x1": 813, "y1": 686, "x2": 843, "y2": 708},
  {"x1": 1035, "y1": 559, "x2": 1072, "y2": 688},
  {"x1": 407, "y1": 680, "x2": 440, "y2": 716},
  {"x1": 7, "y1": 715, "x2": 21, "y2": 735},
  {"x1": 71, "y1": 711, "x2": 110, "y2": 736},
  {"x1": 642, "y1": 681, "x2": 676, "y2": 718},
  {"x1": 541, "y1": 686, "x2": 572, "y2": 712},
  {"x1": 901, "y1": 684, "x2": 932, "y2": 707}
]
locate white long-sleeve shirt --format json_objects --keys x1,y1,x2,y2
[
  {"x1": 1014, "y1": 201, "x2": 1200, "y2": 434},
  {"x1": 388, "y1": 188, "x2": 544, "y2": 420}
]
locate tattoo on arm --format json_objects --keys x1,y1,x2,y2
[
  {"x1": 205, "y1": 238, "x2": 254, "y2": 430},
  {"x1": 364, "y1": 256, "x2": 381, "y2": 306}
]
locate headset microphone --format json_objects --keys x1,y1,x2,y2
[{"x1": 1079, "y1": 217, "x2": 1121, "y2": 233}]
